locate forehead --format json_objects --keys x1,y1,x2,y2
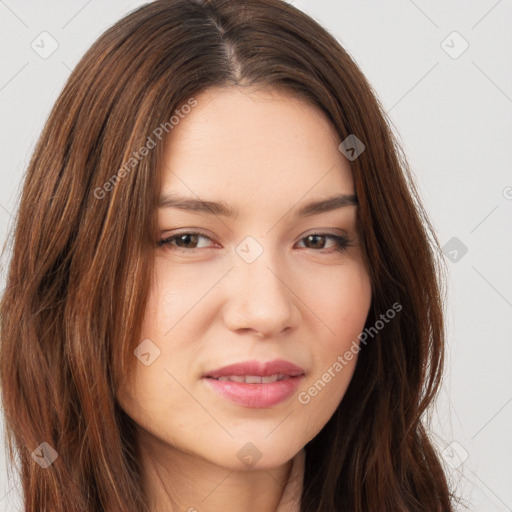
[{"x1": 159, "y1": 86, "x2": 354, "y2": 214}]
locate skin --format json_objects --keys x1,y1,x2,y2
[{"x1": 116, "y1": 86, "x2": 372, "y2": 512}]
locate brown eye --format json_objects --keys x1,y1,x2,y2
[
  {"x1": 172, "y1": 233, "x2": 200, "y2": 249},
  {"x1": 303, "y1": 234, "x2": 326, "y2": 249},
  {"x1": 158, "y1": 232, "x2": 214, "y2": 250},
  {"x1": 157, "y1": 231, "x2": 352, "y2": 253},
  {"x1": 297, "y1": 233, "x2": 351, "y2": 253}
]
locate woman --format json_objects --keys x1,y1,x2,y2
[{"x1": 0, "y1": 0, "x2": 456, "y2": 510}]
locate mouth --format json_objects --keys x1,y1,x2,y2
[
  {"x1": 206, "y1": 374, "x2": 298, "y2": 384},
  {"x1": 202, "y1": 358, "x2": 305, "y2": 379},
  {"x1": 201, "y1": 359, "x2": 305, "y2": 408}
]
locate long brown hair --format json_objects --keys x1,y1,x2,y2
[{"x1": 0, "y1": 0, "x2": 455, "y2": 510}]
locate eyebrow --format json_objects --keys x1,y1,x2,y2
[{"x1": 158, "y1": 193, "x2": 358, "y2": 218}]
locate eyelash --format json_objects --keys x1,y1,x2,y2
[{"x1": 157, "y1": 231, "x2": 352, "y2": 254}]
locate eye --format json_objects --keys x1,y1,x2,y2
[
  {"x1": 157, "y1": 231, "x2": 352, "y2": 253},
  {"x1": 296, "y1": 233, "x2": 351, "y2": 253},
  {"x1": 157, "y1": 231, "x2": 214, "y2": 250}
]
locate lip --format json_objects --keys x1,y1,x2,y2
[
  {"x1": 203, "y1": 359, "x2": 305, "y2": 379},
  {"x1": 202, "y1": 359, "x2": 305, "y2": 408}
]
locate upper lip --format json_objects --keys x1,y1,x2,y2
[{"x1": 203, "y1": 359, "x2": 305, "y2": 379}]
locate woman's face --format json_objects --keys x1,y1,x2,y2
[{"x1": 117, "y1": 86, "x2": 372, "y2": 471}]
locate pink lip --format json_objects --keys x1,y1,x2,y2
[
  {"x1": 203, "y1": 359, "x2": 305, "y2": 379},
  {"x1": 202, "y1": 359, "x2": 305, "y2": 408}
]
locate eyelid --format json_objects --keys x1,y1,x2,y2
[{"x1": 301, "y1": 227, "x2": 348, "y2": 237}]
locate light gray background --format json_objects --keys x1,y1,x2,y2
[{"x1": 1, "y1": 1, "x2": 511, "y2": 510}]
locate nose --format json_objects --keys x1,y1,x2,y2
[{"x1": 222, "y1": 248, "x2": 301, "y2": 339}]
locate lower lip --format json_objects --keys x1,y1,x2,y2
[{"x1": 202, "y1": 375, "x2": 304, "y2": 408}]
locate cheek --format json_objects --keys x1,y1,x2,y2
[
  {"x1": 143, "y1": 286, "x2": 181, "y2": 336},
  {"x1": 298, "y1": 259, "x2": 371, "y2": 410},
  {"x1": 301, "y1": 257, "x2": 372, "y2": 343},
  {"x1": 116, "y1": 364, "x2": 195, "y2": 445},
  {"x1": 141, "y1": 257, "x2": 211, "y2": 337}
]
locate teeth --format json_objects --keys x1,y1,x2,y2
[
  {"x1": 228, "y1": 375, "x2": 245, "y2": 383},
  {"x1": 245, "y1": 375, "x2": 262, "y2": 384},
  {"x1": 214, "y1": 374, "x2": 291, "y2": 383}
]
